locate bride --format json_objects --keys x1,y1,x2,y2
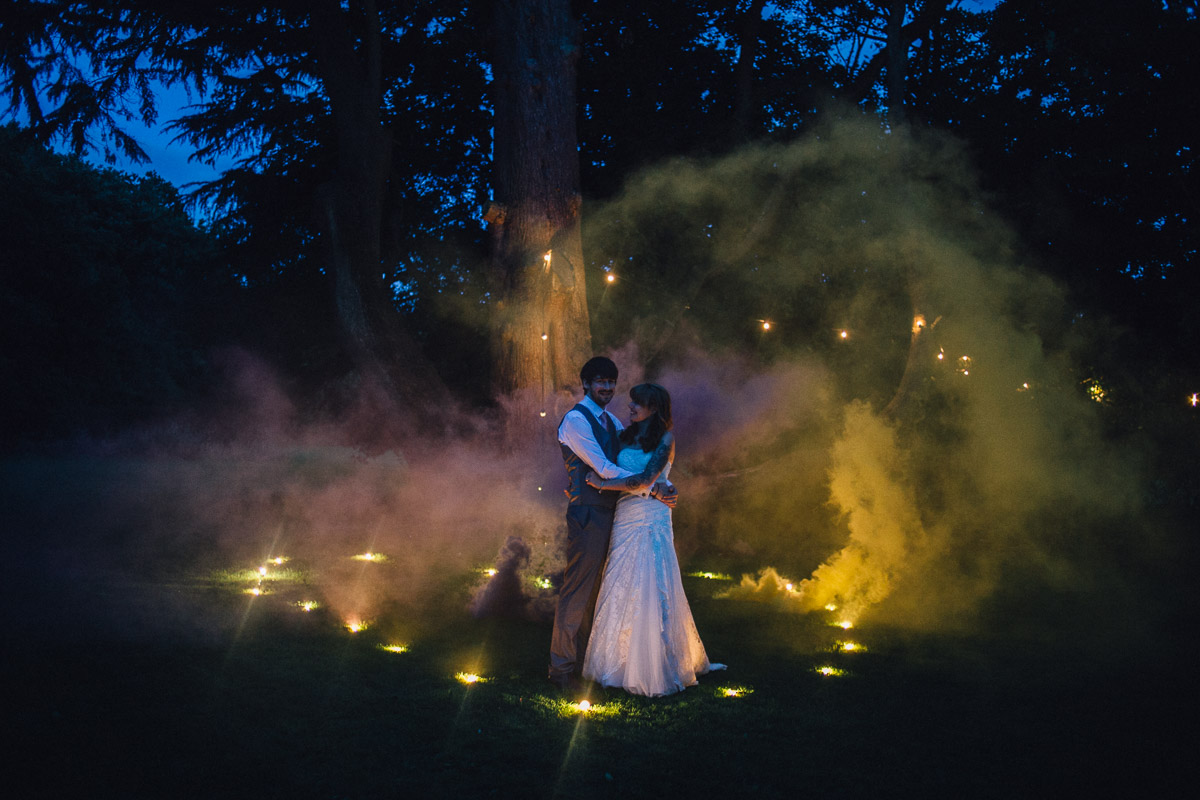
[{"x1": 582, "y1": 383, "x2": 723, "y2": 696}]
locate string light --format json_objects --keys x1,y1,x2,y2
[{"x1": 760, "y1": 320, "x2": 772, "y2": 331}]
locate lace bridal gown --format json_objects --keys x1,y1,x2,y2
[{"x1": 582, "y1": 447, "x2": 723, "y2": 696}]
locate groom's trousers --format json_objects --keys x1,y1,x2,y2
[{"x1": 549, "y1": 503, "x2": 616, "y2": 679}]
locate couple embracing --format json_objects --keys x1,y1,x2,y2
[{"x1": 549, "y1": 356, "x2": 724, "y2": 697}]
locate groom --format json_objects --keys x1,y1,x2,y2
[{"x1": 549, "y1": 356, "x2": 676, "y2": 692}]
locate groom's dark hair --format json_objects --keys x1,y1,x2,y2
[{"x1": 580, "y1": 356, "x2": 618, "y2": 384}]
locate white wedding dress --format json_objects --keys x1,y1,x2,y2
[{"x1": 582, "y1": 446, "x2": 722, "y2": 696}]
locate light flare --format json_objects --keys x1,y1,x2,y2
[
  {"x1": 816, "y1": 666, "x2": 846, "y2": 677},
  {"x1": 345, "y1": 619, "x2": 369, "y2": 633},
  {"x1": 456, "y1": 672, "x2": 485, "y2": 685},
  {"x1": 352, "y1": 552, "x2": 387, "y2": 562},
  {"x1": 379, "y1": 644, "x2": 409, "y2": 654},
  {"x1": 296, "y1": 600, "x2": 319, "y2": 612},
  {"x1": 1189, "y1": 393, "x2": 1198, "y2": 407}
]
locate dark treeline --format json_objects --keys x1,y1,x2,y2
[{"x1": 1, "y1": 0, "x2": 1196, "y2": 448}]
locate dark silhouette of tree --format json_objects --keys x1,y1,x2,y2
[{"x1": 0, "y1": 123, "x2": 225, "y2": 446}]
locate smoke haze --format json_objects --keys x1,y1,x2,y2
[{"x1": 4, "y1": 114, "x2": 1177, "y2": 654}]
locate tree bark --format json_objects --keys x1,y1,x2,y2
[
  {"x1": 885, "y1": 0, "x2": 908, "y2": 123},
  {"x1": 489, "y1": 0, "x2": 593, "y2": 405},
  {"x1": 733, "y1": 0, "x2": 768, "y2": 143},
  {"x1": 308, "y1": 0, "x2": 447, "y2": 424}
]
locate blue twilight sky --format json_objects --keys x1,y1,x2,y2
[{"x1": 6, "y1": 0, "x2": 1001, "y2": 192}]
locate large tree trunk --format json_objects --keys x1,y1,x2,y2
[
  {"x1": 885, "y1": 0, "x2": 908, "y2": 123},
  {"x1": 489, "y1": 0, "x2": 593, "y2": 407},
  {"x1": 733, "y1": 0, "x2": 768, "y2": 143},
  {"x1": 309, "y1": 0, "x2": 447, "y2": 430}
]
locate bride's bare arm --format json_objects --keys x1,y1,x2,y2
[{"x1": 585, "y1": 434, "x2": 674, "y2": 494}]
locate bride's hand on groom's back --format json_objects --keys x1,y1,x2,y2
[
  {"x1": 654, "y1": 483, "x2": 678, "y2": 508},
  {"x1": 585, "y1": 471, "x2": 601, "y2": 489}
]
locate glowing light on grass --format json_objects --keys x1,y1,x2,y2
[
  {"x1": 271, "y1": 557, "x2": 286, "y2": 565},
  {"x1": 836, "y1": 641, "x2": 866, "y2": 653},
  {"x1": 379, "y1": 644, "x2": 409, "y2": 654},
  {"x1": 687, "y1": 571, "x2": 732, "y2": 581},
  {"x1": 345, "y1": 619, "x2": 369, "y2": 633},
  {"x1": 533, "y1": 576, "x2": 553, "y2": 590},
  {"x1": 257, "y1": 566, "x2": 268, "y2": 576},
  {"x1": 824, "y1": 603, "x2": 838, "y2": 611},
  {"x1": 486, "y1": 568, "x2": 498, "y2": 577},
  {"x1": 761, "y1": 320, "x2": 772, "y2": 331},
  {"x1": 575, "y1": 699, "x2": 592, "y2": 712},
  {"x1": 456, "y1": 672, "x2": 486, "y2": 685},
  {"x1": 958, "y1": 355, "x2": 972, "y2": 376},
  {"x1": 245, "y1": 587, "x2": 264, "y2": 596},
  {"x1": 720, "y1": 686, "x2": 752, "y2": 698},
  {"x1": 836, "y1": 620, "x2": 854, "y2": 630},
  {"x1": 605, "y1": 273, "x2": 616, "y2": 284},
  {"x1": 352, "y1": 552, "x2": 387, "y2": 562},
  {"x1": 816, "y1": 666, "x2": 846, "y2": 677},
  {"x1": 784, "y1": 582, "x2": 795, "y2": 592},
  {"x1": 296, "y1": 600, "x2": 319, "y2": 612}
]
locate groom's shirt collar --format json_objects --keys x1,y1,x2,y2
[{"x1": 579, "y1": 395, "x2": 623, "y2": 430}]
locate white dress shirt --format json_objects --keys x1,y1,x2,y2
[{"x1": 558, "y1": 395, "x2": 636, "y2": 480}]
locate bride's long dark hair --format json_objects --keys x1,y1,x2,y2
[{"x1": 619, "y1": 383, "x2": 673, "y2": 452}]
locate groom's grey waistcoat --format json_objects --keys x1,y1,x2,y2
[{"x1": 560, "y1": 403, "x2": 621, "y2": 508}]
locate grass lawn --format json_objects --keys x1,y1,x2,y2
[{"x1": 3, "y1": 456, "x2": 1193, "y2": 798}]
